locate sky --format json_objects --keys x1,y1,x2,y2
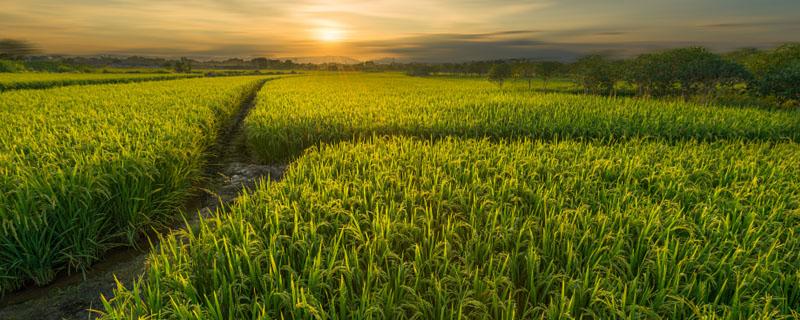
[{"x1": 1, "y1": 0, "x2": 799, "y2": 62}]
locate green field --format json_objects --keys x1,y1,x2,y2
[
  {"x1": 245, "y1": 74, "x2": 800, "y2": 162},
  {"x1": 0, "y1": 76, "x2": 269, "y2": 293},
  {"x1": 3, "y1": 0, "x2": 799, "y2": 317},
  {"x1": 0, "y1": 73, "x2": 199, "y2": 91},
  {"x1": 96, "y1": 73, "x2": 800, "y2": 319}
]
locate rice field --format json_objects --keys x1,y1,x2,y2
[
  {"x1": 0, "y1": 76, "x2": 269, "y2": 293},
  {"x1": 95, "y1": 73, "x2": 800, "y2": 319},
  {"x1": 101, "y1": 137, "x2": 800, "y2": 319},
  {"x1": 244, "y1": 73, "x2": 800, "y2": 162},
  {"x1": 0, "y1": 73, "x2": 199, "y2": 91}
]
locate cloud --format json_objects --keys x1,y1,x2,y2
[
  {"x1": 593, "y1": 32, "x2": 627, "y2": 36},
  {"x1": 105, "y1": 44, "x2": 281, "y2": 58},
  {"x1": 346, "y1": 32, "x2": 608, "y2": 62},
  {"x1": 345, "y1": 31, "x2": 787, "y2": 62},
  {"x1": 2, "y1": 0, "x2": 799, "y2": 60},
  {"x1": 700, "y1": 19, "x2": 800, "y2": 29}
]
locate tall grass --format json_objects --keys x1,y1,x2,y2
[
  {"x1": 244, "y1": 73, "x2": 800, "y2": 162},
  {"x1": 100, "y1": 137, "x2": 800, "y2": 319},
  {"x1": 0, "y1": 73, "x2": 199, "y2": 91},
  {"x1": 0, "y1": 76, "x2": 268, "y2": 293}
]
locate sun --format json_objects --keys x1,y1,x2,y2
[{"x1": 315, "y1": 28, "x2": 345, "y2": 42}]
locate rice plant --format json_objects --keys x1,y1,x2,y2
[
  {"x1": 0, "y1": 73, "x2": 199, "y2": 91},
  {"x1": 96, "y1": 73, "x2": 800, "y2": 319},
  {"x1": 0, "y1": 76, "x2": 269, "y2": 293},
  {"x1": 244, "y1": 73, "x2": 800, "y2": 162},
  {"x1": 99, "y1": 137, "x2": 800, "y2": 319}
]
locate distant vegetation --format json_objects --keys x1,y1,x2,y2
[
  {"x1": 172, "y1": 57, "x2": 193, "y2": 73},
  {"x1": 473, "y1": 44, "x2": 799, "y2": 107},
  {"x1": 2, "y1": 38, "x2": 797, "y2": 107},
  {"x1": 414, "y1": 44, "x2": 800, "y2": 108}
]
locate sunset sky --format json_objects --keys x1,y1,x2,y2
[{"x1": 2, "y1": 0, "x2": 799, "y2": 62}]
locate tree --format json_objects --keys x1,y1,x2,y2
[
  {"x1": 468, "y1": 61, "x2": 491, "y2": 75},
  {"x1": 671, "y1": 47, "x2": 712, "y2": 97},
  {"x1": 512, "y1": 62, "x2": 536, "y2": 90},
  {"x1": 0, "y1": 39, "x2": 38, "y2": 60},
  {"x1": 624, "y1": 56, "x2": 647, "y2": 96},
  {"x1": 686, "y1": 54, "x2": 751, "y2": 99},
  {"x1": 487, "y1": 63, "x2": 512, "y2": 86},
  {"x1": 252, "y1": 57, "x2": 269, "y2": 69},
  {"x1": 406, "y1": 64, "x2": 433, "y2": 77},
  {"x1": 731, "y1": 44, "x2": 800, "y2": 98},
  {"x1": 535, "y1": 61, "x2": 563, "y2": 91},
  {"x1": 725, "y1": 47, "x2": 761, "y2": 69},
  {"x1": 625, "y1": 47, "x2": 750, "y2": 98},
  {"x1": 740, "y1": 43, "x2": 800, "y2": 78},
  {"x1": 669, "y1": 47, "x2": 751, "y2": 98},
  {"x1": 572, "y1": 55, "x2": 618, "y2": 95},
  {"x1": 754, "y1": 60, "x2": 800, "y2": 107},
  {"x1": 174, "y1": 57, "x2": 193, "y2": 73}
]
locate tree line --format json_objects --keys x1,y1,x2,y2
[
  {"x1": 0, "y1": 39, "x2": 313, "y2": 73},
  {"x1": 478, "y1": 45, "x2": 799, "y2": 107}
]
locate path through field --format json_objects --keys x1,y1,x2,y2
[{"x1": 0, "y1": 80, "x2": 285, "y2": 320}]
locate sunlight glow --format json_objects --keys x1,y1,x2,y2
[{"x1": 315, "y1": 27, "x2": 345, "y2": 42}]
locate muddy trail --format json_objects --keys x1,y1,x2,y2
[{"x1": 0, "y1": 80, "x2": 285, "y2": 320}]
